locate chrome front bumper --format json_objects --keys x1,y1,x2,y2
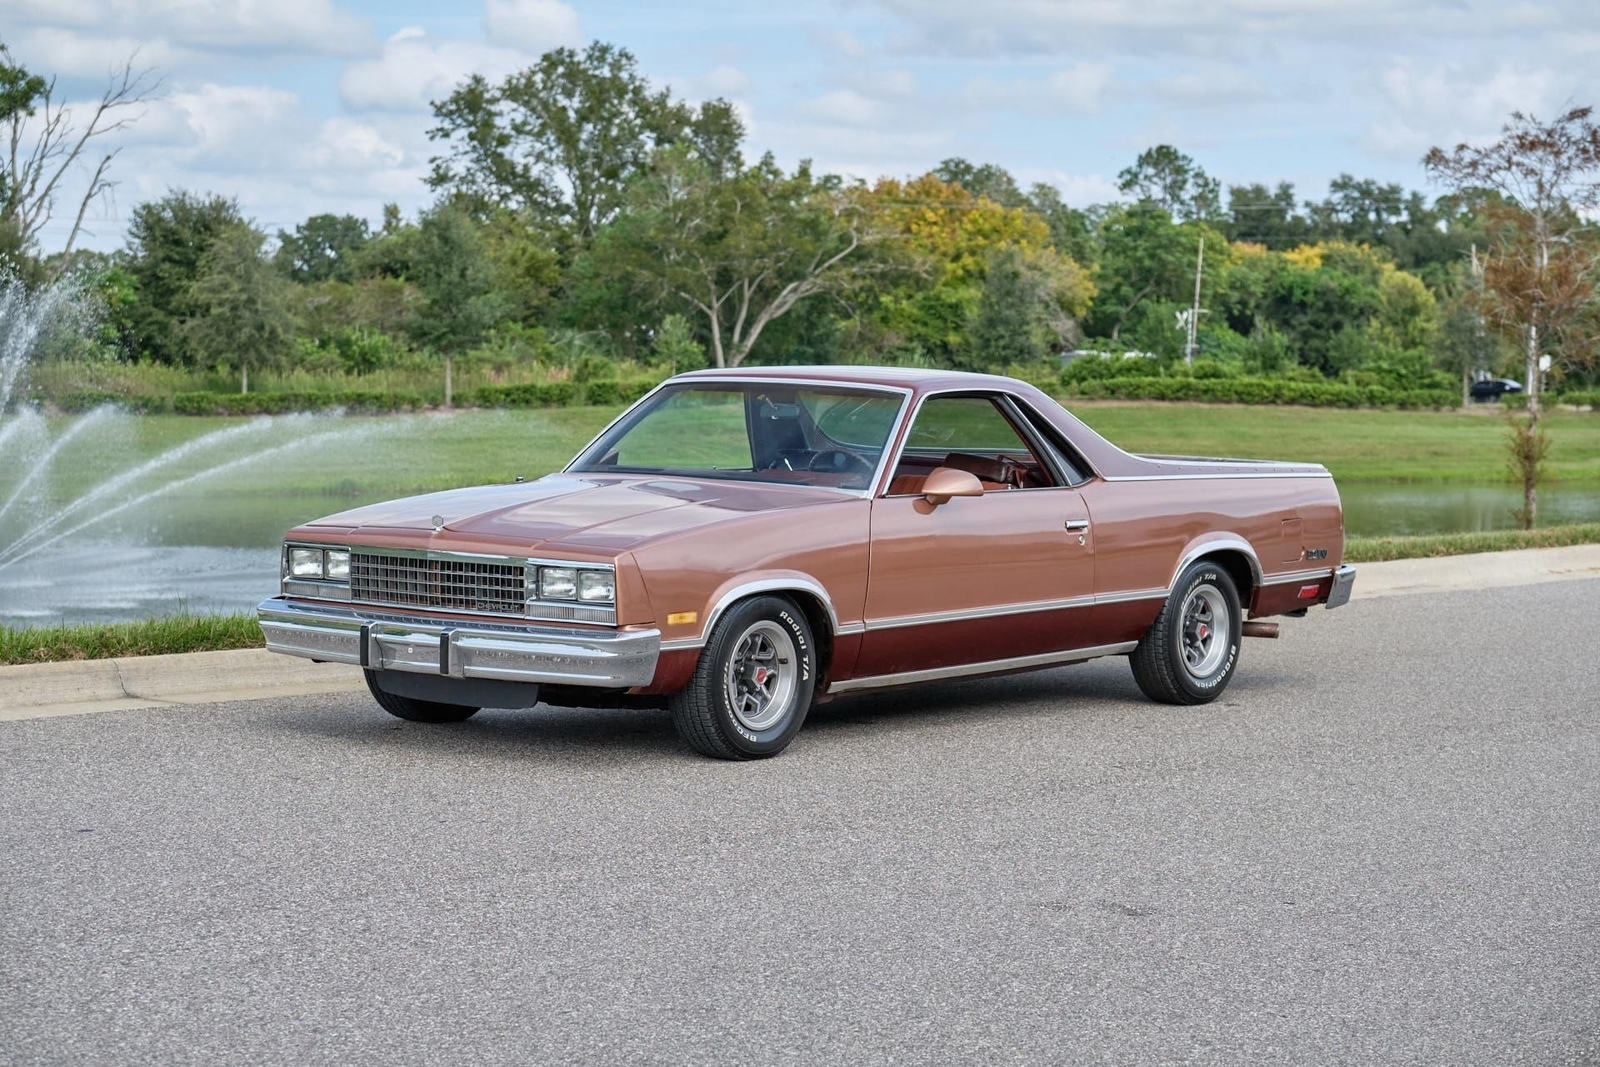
[
  {"x1": 1325, "y1": 564, "x2": 1356, "y2": 610},
  {"x1": 256, "y1": 598, "x2": 660, "y2": 688}
]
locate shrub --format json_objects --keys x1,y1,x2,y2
[
  {"x1": 54, "y1": 389, "x2": 169, "y2": 413},
  {"x1": 1061, "y1": 376, "x2": 1455, "y2": 409}
]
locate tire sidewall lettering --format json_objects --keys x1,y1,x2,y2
[{"x1": 715, "y1": 599, "x2": 816, "y2": 750}]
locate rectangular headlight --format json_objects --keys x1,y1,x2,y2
[
  {"x1": 578, "y1": 569, "x2": 615, "y2": 603},
  {"x1": 539, "y1": 567, "x2": 577, "y2": 600},
  {"x1": 325, "y1": 549, "x2": 350, "y2": 581},
  {"x1": 289, "y1": 547, "x2": 324, "y2": 578}
]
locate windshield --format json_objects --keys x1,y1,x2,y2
[{"x1": 568, "y1": 381, "x2": 905, "y2": 491}]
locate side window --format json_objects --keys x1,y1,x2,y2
[{"x1": 887, "y1": 396, "x2": 1059, "y2": 494}]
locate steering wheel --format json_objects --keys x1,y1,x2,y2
[{"x1": 807, "y1": 449, "x2": 872, "y2": 476}]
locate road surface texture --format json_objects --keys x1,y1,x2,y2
[{"x1": 3, "y1": 580, "x2": 1598, "y2": 1067}]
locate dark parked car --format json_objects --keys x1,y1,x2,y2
[{"x1": 1470, "y1": 378, "x2": 1524, "y2": 401}]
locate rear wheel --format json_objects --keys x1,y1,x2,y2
[
  {"x1": 1129, "y1": 561, "x2": 1242, "y2": 705},
  {"x1": 364, "y1": 669, "x2": 480, "y2": 723},
  {"x1": 669, "y1": 595, "x2": 816, "y2": 759}
]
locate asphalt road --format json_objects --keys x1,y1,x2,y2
[{"x1": 3, "y1": 581, "x2": 1599, "y2": 1067}]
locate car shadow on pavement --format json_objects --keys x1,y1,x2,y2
[{"x1": 265, "y1": 658, "x2": 1295, "y2": 764}]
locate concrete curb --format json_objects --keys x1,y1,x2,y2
[
  {"x1": 3, "y1": 543, "x2": 1598, "y2": 722},
  {"x1": 0, "y1": 649, "x2": 361, "y2": 722}
]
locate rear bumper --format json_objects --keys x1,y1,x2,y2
[
  {"x1": 256, "y1": 598, "x2": 660, "y2": 689},
  {"x1": 1325, "y1": 564, "x2": 1356, "y2": 610}
]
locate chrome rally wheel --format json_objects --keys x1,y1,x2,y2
[
  {"x1": 1129, "y1": 561, "x2": 1243, "y2": 706},
  {"x1": 724, "y1": 620, "x2": 799, "y2": 733}
]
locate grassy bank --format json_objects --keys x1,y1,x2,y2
[
  {"x1": 18, "y1": 403, "x2": 1600, "y2": 509},
  {"x1": 0, "y1": 613, "x2": 263, "y2": 666},
  {"x1": 1070, "y1": 403, "x2": 1600, "y2": 484},
  {"x1": 7, "y1": 524, "x2": 1598, "y2": 664},
  {"x1": 1343, "y1": 523, "x2": 1600, "y2": 563}
]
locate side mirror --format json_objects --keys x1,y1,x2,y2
[{"x1": 921, "y1": 466, "x2": 984, "y2": 506}]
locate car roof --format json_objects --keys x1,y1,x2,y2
[{"x1": 672, "y1": 365, "x2": 1033, "y2": 394}]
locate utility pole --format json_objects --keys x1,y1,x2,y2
[{"x1": 1185, "y1": 236, "x2": 1205, "y2": 364}]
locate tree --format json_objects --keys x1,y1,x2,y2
[
  {"x1": 1086, "y1": 203, "x2": 1215, "y2": 341},
  {"x1": 1118, "y1": 145, "x2": 1221, "y2": 222},
  {"x1": 426, "y1": 41, "x2": 743, "y2": 245},
  {"x1": 1426, "y1": 106, "x2": 1600, "y2": 526},
  {"x1": 1308, "y1": 174, "x2": 1406, "y2": 244},
  {"x1": 408, "y1": 203, "x2": 504, "y2": 406},
  {"x1": 1224, "y1": 182, "x2": 1310, "y2": 249},
  {"x1": 124, "y1": 191, "x2": 248, "y2": 363},
  {"x1": 183, "y1": 225, "x2": 294, "y2": 393},
  {"x1": 0, "y1": 43, "x2": 157, "y2": 267},
  {"x1": 932, "y1": 158, "x2": 1025, "y2": 207},
  {"x1": 963, "y1": 246, "x2": 1094, "y2": 369},
  {"x1": 651, "y1": 312, "x2": 706, "y2": 371},
  {"x1": 589, "y1": 149, "x2": 875, "y2": 368},
  {"x1": 273, "y1": 213, "x2": 371, "y2": 283}
]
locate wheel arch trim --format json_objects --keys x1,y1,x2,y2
[
  {"x1": 1170, "y1": 535, "x2": 1264, "y2": 594},
  {"x1": 659, "y1": 574, "x2": 852, "y2": 652}
]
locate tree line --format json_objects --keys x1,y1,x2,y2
[{"x1": 3, "y1": 39, "x2": 1598, "y2": 416}]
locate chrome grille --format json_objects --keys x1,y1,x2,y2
[{"x1": 350, "y1": 551, "x2": 525, "y2": 616}]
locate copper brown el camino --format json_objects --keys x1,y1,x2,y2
[{"x1": 258, "y1": 367, "x2": 1356, "y2": 759}]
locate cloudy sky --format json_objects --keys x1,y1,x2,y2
[{"x1": 7, "y1": 0, "x2": 1600, "y2": 252}]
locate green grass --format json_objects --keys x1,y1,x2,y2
[
  {"x1": 1068, "y1": 402, "x2": 1600, "y2": 484},
  {"x1": 0, "y1": 613, "x2": 263, "y2": 665},
  {"x1": 1343, "y1": 523, "x2": 1600, "y2": 563}
]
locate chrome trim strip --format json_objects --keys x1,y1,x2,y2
[
  {"x1": 828, "y1": 641, "x2": 1138, "y2": 695},
  {"x1": 1094, "y1": 586, "x2": 1168, "y2": 606},
  {"x1": 257, "y1": 598, "x2": 659, "y2": 689},
  {"x1": 1099, "y1": 471, "x2": 1333, "y2": 482},
  {"x1": 865, "y1": 594, "x2": 1096, "y2": 631},
  {"x1": 1260, "y1": 567, "x2": 1336, "y2": 586}
]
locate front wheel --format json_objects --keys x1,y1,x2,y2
[
  {"x1": 669, "y1": 595, "x2": 817, "y2": 759},
  {"x1": 1129, "y1": 561, "x2": 1242, "y2": 705}
]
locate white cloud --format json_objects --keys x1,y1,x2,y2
[
  {"x1": 6, "y1": 0, "x2": 374, "y2": 57},
  {"x1": 339, "y1": 28, "x2": 533, "y2": 112},
  {"x1": 1149, "y1": 68, "x2": 1268, "y2": 109},
  {"x1": 963, "y1": 63, "x2": 1114, "y2": 115},
  {"x1": 482, "y1": 0, "x2": 581, "y2": 54},
  {"x1": 869, "y1": 0, "x2": 1581, "y2": 56},
  {"x1": 683, "y1": 64, "x2": 752, "y2": 98},
  {"x1": 799, "y1": 89, "x2": 885, "y2": 126},
  {"x1": 1019, "y1": 169, "x2": 1124, "y2": 207},
  {"x1": 10, "y1": 27, "x2": 183, "y2": 78},
  {"x1": 1364, "y1": 59, "x2": 1560, "y2": 157}
]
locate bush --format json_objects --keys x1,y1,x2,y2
[
  {"x1": 470, "y1": 381, "x2": 583, "y2": 408},
  {"x1": 171, "y1": 390, "x2": 424, "y2": 415},
  {"x1": 1061, "y1": 375, "x2": 1456, "y2": 409},
  {"x1": 54, "y1": 389, "x2": 170, "y2": 413},
  {"x1": 1557, "y1": 390, "x2": 1600, "y2": 409}
]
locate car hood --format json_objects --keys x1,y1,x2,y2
[{"x1": 301, "y1": 473, "x2": 852, "y2": 553}]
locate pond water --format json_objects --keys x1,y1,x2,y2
[{"x1": 2, "y1": 476, "x2": 1596, "y2": 628}]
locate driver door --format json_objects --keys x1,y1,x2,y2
[{"x1": 854, "y1": 395, "x2": 1096, "y2": 680}]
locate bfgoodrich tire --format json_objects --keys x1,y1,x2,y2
[
  {"x1": 1129, "y1": 560, "x2": 1242, "y2": 705},
  {"x1": 364, "y1": 669, "x2": 481, "y2": 723},
  {"x1": 669, "y1": 595, "x2": 817, "y2": 760}
]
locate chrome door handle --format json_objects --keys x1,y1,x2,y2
[{"x1": 1064, "y1": 520, "x2": 1090, "y2": 531}]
